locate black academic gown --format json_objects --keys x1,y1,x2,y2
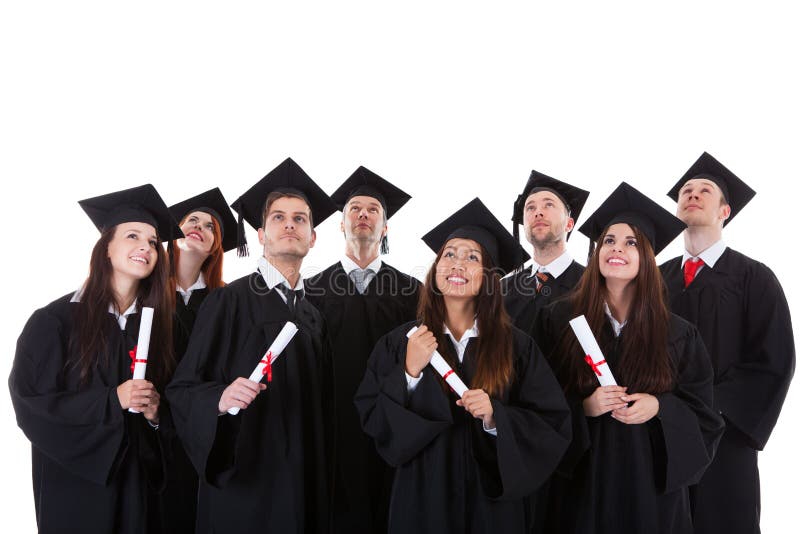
[
  {"x1": 501, "y1": 261, "x2": 584, "y2": 336},
  {"x1": 533, "y1": 301, "x2": 725, "y2": 534},
  {"x1": 150, "y1": 287, "x2": 211, "y2": 534},
  {"x1": 9, "y1": 294, "x2": 165, "y2": 534},
  {"x1": 354, "y1": 322, "x2": 572, "y2": 534},
  {"x1": 165, "y1": 273, "x2": 333, "y2": 534},
  {"x1": 305, "y1": 262, "x2": 420, "y2": 534},
  {"x1": 661, "y1": 248, "x2": 795, "y2": 533}
]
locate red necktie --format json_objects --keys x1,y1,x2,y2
[
  {"x1": 683, "y1": 258, "x2": 705, "y2": 287},
  {"x1": 535, "y1": 270, "x2": 549, "y2": 293}
]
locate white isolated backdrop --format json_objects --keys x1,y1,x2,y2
[{"x1": 1, "y1": 2, "x2": 798, "y2": 531}]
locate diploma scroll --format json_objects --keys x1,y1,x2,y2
[
  {"x1": 129, "y1": 307, "x2": 154, "y2": 414},
  {"x1": 568, "y1": 315, "x2": 618, "y2": 386},
  {"x1": 228, "y1": 321, "x2": 299, "y2": 415},
  {"x1": 406, "y1": 326, "x2": 469, "y2": 398}
]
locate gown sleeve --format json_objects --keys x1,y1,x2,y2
[
  {"x1": 654, "y1": 322, "x2": 725, "y2": 493},
  {"x1": 165, "y1": 289, "x2": 237, "y2": 486},
  {"x1": 472, "y1": 333, "x2": 571, "y2": 500},
  {"x1": 354, "y1": 328, "x2": 454, "y2": 467},
  {"x1": 9, "y1": 306, "x2": 127, "y2": 486},
  {"x1": 714, "y1": 264, "x2": 795, "y2": 450}
]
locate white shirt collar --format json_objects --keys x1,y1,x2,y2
[
  {"x1": 681, "y1": 239, "x2": 726, "y2": 268},
  {"x1": 70, "y1": 287, "x2": 138, "y2": 330},
  {"x1": 257, "y1": 256, "x2": 304, "y2": 296},
  {"x1": 340, "y1": 255, "x2": 382, "y2": 275},
  {"x1": 443, "y1": 320, "x2": 480, "y2": 362},
  {"x1": 603, "y1": 302, "x2": 626, "y2": 337},
  {"x1": 177, "y1": 272, "x2": 207, "y2": 305},
  {"x1": 530, "y1": 250, "x2": 573, "y2": 279}
]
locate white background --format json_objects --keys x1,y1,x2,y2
[{"x1": 1, "y1": 2, "x2": 798, "y2": 531}]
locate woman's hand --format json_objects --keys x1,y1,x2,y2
[
  {"x1": 582, "y1": 385, "x2": 628, "y2": 417},
  {"x1": 405, "y1": 325, "x2": 437, "y2": 378},
  {"x1": 140, "y1": 389, "x2": 160, "y2": 424},
  {"x1": 117, "y1": 379, "x2": 157, "y2": 410},
  {"x1": 218, "y1": 377, "x2": 267, "y2": 414},
  {"x1": 611, "y1": 393, "x2": 659, "y2": 424},
  {"x1": 457, "y1": 389, "x2": 495, "y2": 430}
]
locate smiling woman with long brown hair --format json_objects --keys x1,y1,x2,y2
[
  {"x1": 533, "y1": 182, "x2": 725, "y2": 534},
  {"x1": 9, "y1": 184, "x2": 178, "y2": 534},
  {"x1": 355, "y1": 198, "x2": 571, "y2": 534}
]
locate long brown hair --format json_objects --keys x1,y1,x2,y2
[
  {"x1": 553, "y1": 223, "x2": 673, "y2": 396},
  {"x1": 417, "y1": 242, "x2": 514, "y2": 397},
  {"x1": 168, "y1": 211, "x2": 226, "y2": 291},
  {"x1": 71, "y1": 225, "x2": 175, "y2": 390}
]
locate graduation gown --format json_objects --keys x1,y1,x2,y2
[
  {"x1": 661, "y1": 248, "x2": 795, "y2": 533},
  {"x1": 354, "y1": 322, "x2": 572, "y2": 534},
  {"x1": 150, "y1": 287, "x2": 211, "y2": 534},
  {"x1": 501, "y1": 261, "x2": 584, "y2": 335},
  {"x1": 165, "y1": 273, "x2": 333, "y2": 534},
  {"x1": 9, "y1": 294, "x2": 165, "y2": 534},
  {"x1": 305, "y1": 262, "x2": 420, "y2": 533},
  {"x1": 533, "y1": 301, "x2": 725, "y2": 534}
]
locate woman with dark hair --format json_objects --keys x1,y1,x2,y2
[
  {"x1": 355, "y1": 198, "x2": 571, "y2": 534},
  {"x1": 9, "y1": 184, "x2": 179, "y2": 534},
  {"x1": 153, "y1": 188, "x2": 238, "y2": 533},
  {"x1": 533, "y1": 182, "x2": 725, "y2": 534}
]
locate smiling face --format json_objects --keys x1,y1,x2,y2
[
  {"x1": 258, "y1": 195, "x2": 316, "y2": 261},
  {"x1": 107, "y1": 222, "x2": 159, "y2": 282},
  {"x1": 597, "y1": 223, "x2": 640, "y2": 284},
  {"x1": 341, "y1": 195, "x2": 387, "y2": 247},
  {"x1": 434, "y1": 238, "x2": 485, "y2": 300},
  {"x1": 676, "y1": 178, "x2": 731, "y2": 228},
  {"x1": 523, "y1": 190, "x2": 574, "y2": 249},
  {"x1": 178, "y1": 211, "x2": 216, "y2": 257}
]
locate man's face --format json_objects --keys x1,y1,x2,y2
[
  {"x1": 676, "y1": 178, "x2": 731, "y2": 228},
  {"x1": 523, "y1": 190, "x2": 574, "y2": 248},
  {"x1": 340, "y1": 195, "x2": 387, "y2": 246},
  {"x1": 258, "y1": 196, "x2": 316, "y2": 261}
]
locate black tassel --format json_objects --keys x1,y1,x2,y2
[
  {"x1": 380, "y1": 236, "x2": 389, "y2": 255},
  {"x1": 236, "y1": 213, "x2": 249, "y2": 257}
]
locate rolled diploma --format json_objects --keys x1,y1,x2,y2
[
  {"x1": 406, "y1": 326, "x2": 469, "y2": 398},
  {"x1": 227, "y1": 321, "x2": 299, "y2": 415},
  {"x1": 568, "y1": 315, "x2": 618, "y2": 387},
  {"x1": 129, "y1": 306, "x2": 154, "y2": 413}
]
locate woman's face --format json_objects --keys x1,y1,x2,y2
[
  {"x1": 107, "y1": 222, "x2": 158, "y2": 281},
  {"x1": 435, "y1": 238, "x2": 484, "y2": 299},
  {"x1": 178, "y1": 211, "x2": 216, "y2": 256},
  {"x1": 598, "y1": 223, "x2": 640, "y2": 284}
]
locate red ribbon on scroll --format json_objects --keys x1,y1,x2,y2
[{"x1": 584, "y1": 354, "x2": 606, "y2": 376}]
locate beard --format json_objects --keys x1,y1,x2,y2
[{"x1": 526, "y1": 226, "x2": 564, "y2": 249}]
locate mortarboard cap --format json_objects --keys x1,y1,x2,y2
[
  {"x1": 512, "y1": 169, "x2": 590, "y2": 241},
  {"x1": 667, "y1": 152, "x2": 756, "y2": 226},
  {"x1": 169, "y1": 187, "x2": 239, "y2": 252},
  {"x1": 422, "y1": 197, "x2": 529, "y2": 275},
  {"x1": 79, "y1": 184, "x2": 180, "y2": 242},
  {"x1": 230, "y1": 158, "x2": 337, "y2": 256},
  {"x1": 578, "y1": 182, "x2": 686, "y2": 256}
]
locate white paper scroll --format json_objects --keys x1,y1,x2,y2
[
  {"x1": 406, "y1": 326, "x2": 469, "y2": 398},
  {"x1": 568, "y1": 315, "x2": 618, "y2": 386},
  {"x1": 129, "y1": 307, "x2": 154, "y2": 413},
  {"x1": 228, "y1": 321, "x2": 299, "y2": 415}
]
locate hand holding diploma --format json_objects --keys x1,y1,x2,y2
[
  {"x1": 225, "y1": 322, "x2": 299, "y2": 415},
  {"x1": 406, "y1": 326, "x2": 469, "y2": 398}
]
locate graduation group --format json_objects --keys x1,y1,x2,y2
[{"x1": 9, "y1": 152, "x2": 795, "y2": 534}]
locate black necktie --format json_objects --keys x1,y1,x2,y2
[{"x1": 277, "y1": 285, "x2": 303, "y2": 314}]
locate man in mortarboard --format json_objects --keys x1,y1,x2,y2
[
  {"x1": 502, "y1": 170, "x2": 589, "y2": 335},
  {"x1": 305, "y1": 166, "x2": 420, "y2": 534},
  {"x1": 659, "y1": 152, "x2": 795, "y2": 534},
  {"x1": 166, "y1": 158, "x2": 337, "y2": 534}
]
